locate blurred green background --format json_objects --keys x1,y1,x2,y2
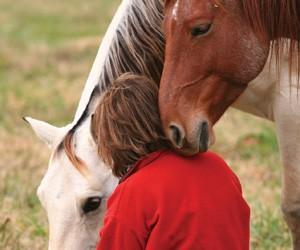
[{"x1": 0, "y1": 0, "x2": 291, "y2": 249}]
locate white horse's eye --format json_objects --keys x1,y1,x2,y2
[{"x1": 83, "y1": 197, "x2": 102, "y2": 214}]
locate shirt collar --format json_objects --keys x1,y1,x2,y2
[{"x1": 119, "y1": 150, "x2": 167, "y2": 184}]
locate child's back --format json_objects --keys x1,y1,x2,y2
[{"x1": 98, "y1": 150, "x2": 250, "y2": 250}]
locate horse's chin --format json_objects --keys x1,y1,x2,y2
[
  {"x1": 172, "y1": 147, "x2": 200, "y2": 157},
  {"x1": 172, "y1": 144, "x2": 209, "y2": 157},
  {"x1": 171, "y1": 135, "x2": 213, "y2": 156}
]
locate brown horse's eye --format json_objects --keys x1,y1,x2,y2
[{"x1": 191, "y1": 23, "x2": 212, "y2": 37}]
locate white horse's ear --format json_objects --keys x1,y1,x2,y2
[{"x1": 24, "y1": 117, "x2": 60, "y2": 148}]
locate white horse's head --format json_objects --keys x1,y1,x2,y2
[{"x1": 25, "y1": 116, "x2": 118, "y2": 250}]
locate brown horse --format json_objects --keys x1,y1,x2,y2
[{"x1": 159, "y1": 0, "x2": 300, "y2": 248}]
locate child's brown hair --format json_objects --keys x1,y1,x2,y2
[{"x1": 91, "y1": 73, "x2": 169, "y2": 178}]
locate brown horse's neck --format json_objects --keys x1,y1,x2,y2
[
  {"x1": 242, "y1": 0, "x2": 300, "y2": 78},
  {"x1": 242, "y1": 0, "x2": 300, "y2": 41}
]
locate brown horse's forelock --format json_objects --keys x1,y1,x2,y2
[
  {"x1": 242, "y1": 0, "x2": 300, "y2": 85},
  {"x1": 56, "y1": 0, "x2": 165, "y2": 175}
]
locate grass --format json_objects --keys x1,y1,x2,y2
[
  {"x1": 0, "y1": 0, "x2": 291, "y2": 249},
  {"x1": 212, "y1": 111, "x2": 291, "y2": 249}
]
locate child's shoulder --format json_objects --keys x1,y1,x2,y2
[
  {"x1": 113, "y1": 150, "x2": 243, "y2": 210},
  {"x1": 155, "y1": 150, "x2": 228, "y2": 168},
  {"x1": 151, "y1": 150, "x2": 243, "y2": 194},
  {"x1": 123, "y1": 150, "x2": 233, "y2": 186}
]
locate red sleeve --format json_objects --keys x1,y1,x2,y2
[
  {"x1": 96, "y1": 215, "x2": 146, "y2": 250},
  {"x1": 207, "y1": 152, "x2": 243, "y2": 193},
  {"x1": 231, "y1": 171, "x2": 243, "y2": 193},
  {"x1": 96, "y1": 180, "x2": 152, "y2": 250}
]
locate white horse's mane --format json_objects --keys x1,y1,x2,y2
[
  {"x1": 73, "y1": 0, "x2": 164, "y2": 127},
  {"x1": 58, "y1": 0, "x2": 165, "y2": 163}
]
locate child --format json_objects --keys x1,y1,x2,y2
[{"x1": 92, "y1": 73, "x2": 250, "y2": 250}]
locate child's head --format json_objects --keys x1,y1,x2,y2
[{"x1": 91, "y1": 73, "x2": 169, "y2": 178}]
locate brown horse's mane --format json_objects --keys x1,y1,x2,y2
[{"x1": 242, "y1": 0, "x2": 300, "y2": 80}]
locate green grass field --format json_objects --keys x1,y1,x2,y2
[{"x1": 0, "y1": 0, "x2": 291, "y2": 249}]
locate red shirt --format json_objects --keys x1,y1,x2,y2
[{"x1": 97, "y1": 151, "x2": 250, "y2": 250}]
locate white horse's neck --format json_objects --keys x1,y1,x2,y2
[
  {"x1": 72, "y1": 0, "x2": 164, "y2": 128},
  {"x1": 73, "y1": 0, "x2": 133, "y2": 124}
]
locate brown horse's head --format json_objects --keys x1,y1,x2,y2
[{"x1": 159, "y1": 0, "x2": 270, "y2": 155}]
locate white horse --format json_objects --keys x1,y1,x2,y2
[
  {"x1": 26, "y1": 0, "x2": 300, "y2": 249},
  {"x1": 26, "y1": 0, "x2": 164, "y2": 249}
]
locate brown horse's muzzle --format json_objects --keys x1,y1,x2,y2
[
  {"x1": 159, "y1": 75, "x2": 247, "y2": 156},
  {"x1": 167, "y1": 118, "x2": 215, "y2": 156}
]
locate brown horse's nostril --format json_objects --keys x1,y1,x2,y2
[
  {"x1": 199, "y1": 121, "x2": 209, "y2": 152},
  {"x1": 169, "y1": 125, "x2": 185, "y2": 149}
]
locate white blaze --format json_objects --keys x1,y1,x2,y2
[{"x1": 172, "y1": 0, "x2": 180, "y2": 21}]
